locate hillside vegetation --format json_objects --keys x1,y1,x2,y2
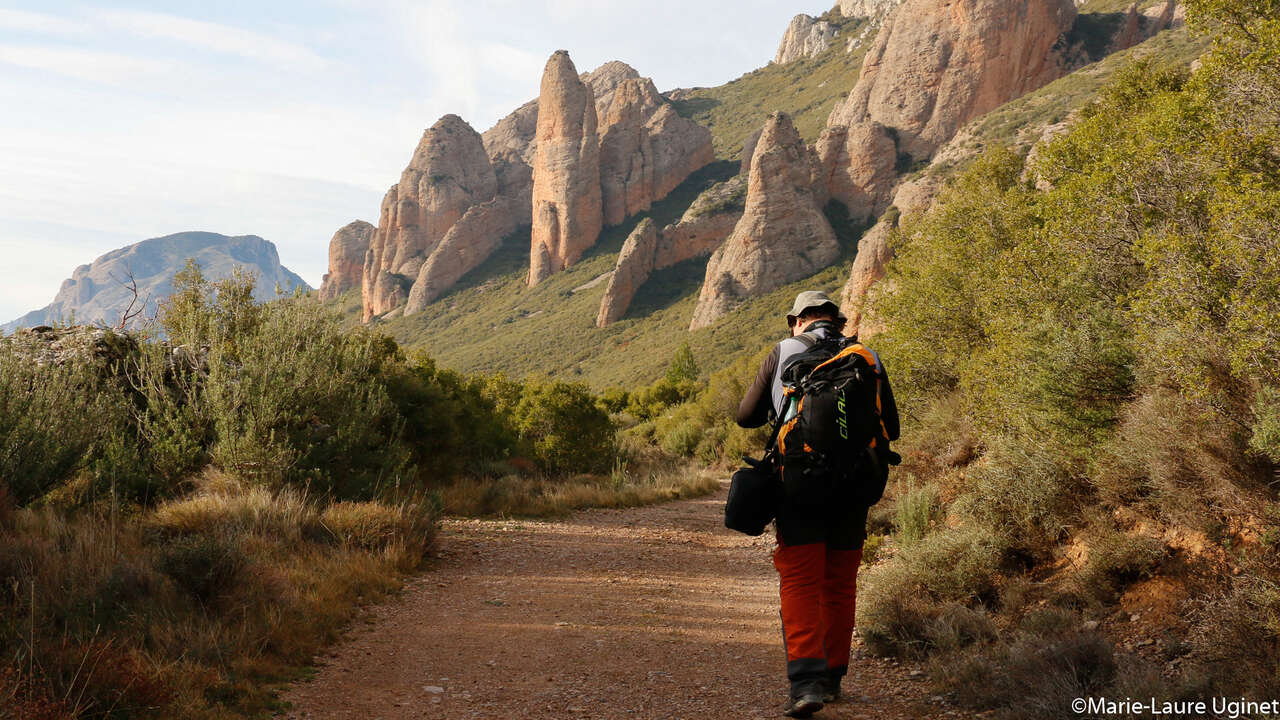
[
  {"x1": 851, "y1": 0, "x2": 1280, "y2": 713},
  {"x1": 0, "y1": 265, "x2": 715, "y2": 718}
]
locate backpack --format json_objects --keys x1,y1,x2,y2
[{"x1": 774, "y1": 335, "x2": 892, "y2": 505}]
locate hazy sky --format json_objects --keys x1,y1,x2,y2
[{"x1": 0, "y1": 0, "x2": 833, "y2": 322}]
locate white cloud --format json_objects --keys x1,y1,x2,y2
[
  {"x1": 92, "y1": 9, "x2": 328, "y2": 72},
  {"x1": 0, "y1": 8, "x2": 88, "y2": 35},
  {"x1": 0, "y1": 44, "x2": 169, "y2": 84}
]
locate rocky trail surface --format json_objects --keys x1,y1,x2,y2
[{"x1": 282, "y1": 484, "x2": 980, "y2": 719}]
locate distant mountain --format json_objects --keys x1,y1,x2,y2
[{"x1": 2, "y1": 232, "x2": 310, "y2": 333}]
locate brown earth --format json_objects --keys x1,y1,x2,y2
[{"x1": 281, "y1": 484, "x2": 983, "y2": 720}]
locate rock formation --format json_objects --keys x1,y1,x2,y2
[
  {"x1": 479, "y1": 61, "x2": 645, "y2": 230},
  {"x1": 741, "y1": 130, "x2": 762, "y2": 174},
  {"x1": 596, "y1": 175, "x2": 747, "y2": 326},
  {"x1": 318, "y1": 221, "x2": 374, "y2": 301},
  {"x1": 363, "y1": 115, "x2": 499, "y2": 320},
  {"x1": 1109, "y1": 0, "x2": 1179, "y2": 53},
  {"x1": 597, "y1": 77, "x2": 714, "y2": 227},
  {"x1": 775, "y1": 14, "x2": 837, "y2": 64},
  {"x1": 839, "y1": 218, "x2": 894, "y2": 335},
  {"x1": 2, "y1": 232, "x2": 309, "y2": 333},
  {"x1": 814, "y1": 121, "x2": 898, "y2": 222},
  {"x1": 828, "y1": 0, "x2": 1077, "y2": 160},
  {"x1": 839, "y1": 0, "x2": 903, "y2": 18},
  {"x1": 404, "y1": 197, "x2": 519, "y2": 315},
  {"x1": 838, "y1": 174, "x2": 944, "y2": 333},
  {"x1": 689, "y1": 113, "x2": 839, "y2": 330},
  {"x1": 528, "y1": 51, "x2": 604, "y2": 287},
  {"x1": 481, "y1": 100, "x2": 539, "y2": 225},
  {"x1": 596, "y1": 219, "x2": 659, "y2": 327}
]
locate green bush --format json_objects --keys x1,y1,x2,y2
[
  {"x1": 513, "y1": 381, "x2": 617, "y2": 474},
  {"x1": 892, "y1": 481, "x2": 940, "y2": 545},
  {"x1": 956, "y1": 440, "x2": 1085, "y2": 556}
]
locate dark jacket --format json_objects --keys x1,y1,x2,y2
[{"x1": 736, "y1": 321, "x2": 900, "y2": 548}]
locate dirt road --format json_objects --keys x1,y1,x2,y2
[{"x1": 281, "y1": 483, "x2": 975, "y2": 719}]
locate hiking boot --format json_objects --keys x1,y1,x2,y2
[
  {"x1": 821, "y1": 679, "x2": 841, "y2": 704},
  {"x1": 822, "y1": 671, "x2": 843, "y2": 703},
  {"x1": 783, "y1": 692, "x2": 824, "y2": 718}
]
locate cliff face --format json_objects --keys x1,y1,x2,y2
[
  {"x1": 3, "y1": 232, "x2": 310, "y2": 333},
  {"x1": 318, "y1": 221, "x2": 373, "y2": 302},
  {"x1": 839, "y1": 0, "x2": 903, "y2": 18},
  {"x1": 598, "y1": 77, "x2": 714, "y2": 227},
  {"x1": 775, "y1": 14, "x2": 838, "y2": 64},
  {"x1": 362, "y1": 115, "x2": 499, "y2": 320},
  {"x1": 528, "y1": 51, "x2": 604, "y2": 287},
  {"x1": 689, "y1": 113, "x2": 839, "y2": 330},
  {"x1": 814, "y1": 121, "x2": 898, "y2": 223},
  {"x1": 596, "y1": 175, "x2": 747, "y2": 327},
  {"x1": 828, "y1": 0, "x2": 1077, "y2": 160}
]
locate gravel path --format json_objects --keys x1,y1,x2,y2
[{"x1": 281, "y1": 483, "x2": 978, "y2": 719}]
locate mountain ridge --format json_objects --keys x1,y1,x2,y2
[{"x1": 3, "y1": 231, "x2": 310, "y2": 334}]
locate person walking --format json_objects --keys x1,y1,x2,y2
[{"x1": 736, "y1": 290, "x2": 900, "y2": 718}]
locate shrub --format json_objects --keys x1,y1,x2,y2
[
  {"x1": 0, "y1": 347, "x2": 131, "y2": 505},
  {"x1": 939, "y1": 630, "x2": 1118, "y2": 717},
  {"x1": 892, "y1": 481, "x2": 941, "y2": 545},
  {"x1": 858, "y1": 525, "x2": 1005, "y2": 656},
  {"x1": 320, "y1": 498, "x2": 437, "y2": 561},
  {"x1": 154, "y1": 533, "x2": 246, "y2": 606},
  {"x1": 957, "y1": 440, "x2": 1085, "y2": 556},
  {"x1": 513, "y1": 382, "x2": 617, "y2": 474},
  {"x1": 1074, "y1": 526, "x2": 1166, "y2": 604},
  {"x1": 1189, "y1": 570, "x2": 1280, "y2": 696}
]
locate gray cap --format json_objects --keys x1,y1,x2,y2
[{"x1": 786, "y1": 290, "x2": 844, "y2": 321}]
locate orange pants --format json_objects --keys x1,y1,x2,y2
[{"x1": 773, "y1": 541, "x2": 863, "y2": 693}]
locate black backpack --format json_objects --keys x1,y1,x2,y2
[{"x1": 775, "y1": 335, "x2": 893, "y2": 505}]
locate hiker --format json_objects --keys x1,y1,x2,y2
[{"x1": 736, "y1": 290, "x2": 900, "y2": 718}]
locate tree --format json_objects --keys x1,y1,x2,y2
[{"x1": 665, "y1": 342, "x2": 700, "y2": 384}]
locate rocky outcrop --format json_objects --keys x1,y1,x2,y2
[
  {"x1": 741, "y1": 130, "x2": 762, "y2": 174},
  {"x1": 481, "y1": 100, "x2": 539, "y2": 225},
  {"x1": 1110, "y1": 0, "x2": 1179, "y2": 53},
  {"x1": 839, "y1": 0, "x2": 903, "y2": 18},
  {"x1": 319, "y1": 221, "x2": 374, "y2": 302},
  {"x1": 479, "y1": 61, "x2": 644, "y2": 229},
  {"x1": 596, "y1": 175, "x2": 747, "y2": 326},
  {"x1": 404, "y1": 197, "x2": 519, "y2": 315},
  {"x1": 689, "y1": 113, "x2": 839, "y2": 330},
  {"x1": 528, "y1": 51, "x2": 604, "y2": 287},
  {"x1": 363, "y1": 115, "x2": 499, "y2": 320},
  {"x1": 829, "y1": 0, "x2": 1077, "y2": 160},
  {"x1": 814, "y1": 121, "x2": 898, "y2": 222},
  {"x1": 775, "y1": 14, "x2": 837, "y2": 64},
  {"x1": 597, "y1": 78, "x2": 714, "y2": 227},
  {"x1": 838, "y1": 174, "x2": 944, "y2": 333},
  {"x1": 596, "y1": 219, "x2": 659, "y2": 327},
  {"x1": 3, "y1": 232, "x2": 309, "y2": 333},
  {"x1": 839, "y1": 218, "x2": 894, "y2": 335}
]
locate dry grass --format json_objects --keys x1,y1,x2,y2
[
  {"x1": 0, "y1": 473, "x2": 438, "y2": 719},
  {"x1": 438, "y1": 460, "x2": 719, "y2": 518}
]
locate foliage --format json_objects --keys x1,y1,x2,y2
[
  {"x1": 855, "y1": 2, "x2": 1280, "y2": 714},
  {"x1": 0, "y1": 477, "x2": 436, "y2": 718},
  {"x1": 512, "y1": 382, "x2": 616, "y2": 474},
  {"x1": 664, "y1": 341, "x2": 700, "y2": 384}
]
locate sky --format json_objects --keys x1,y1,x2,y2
[{"x1": 0, "y1": 0, "x2": 832, "y2": 322}]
